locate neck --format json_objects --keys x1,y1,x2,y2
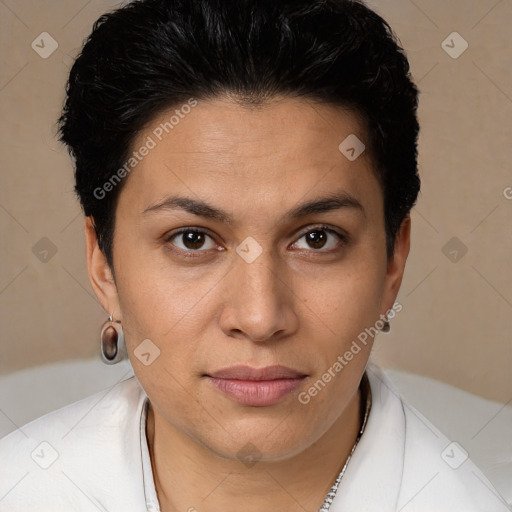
[{"x1": 146, "y1": 385, "x2": 363, "y2": 512}]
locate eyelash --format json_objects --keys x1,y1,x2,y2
[{"x1": 164, "y1": 224, "x2": 348, "y2": 258}]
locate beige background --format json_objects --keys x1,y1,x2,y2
[{"x1": 0, "y1": 0, "x2": 511, "y2": 403}]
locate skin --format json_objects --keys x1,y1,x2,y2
[{"x1": 85, "y1": 95, "x2": 411, "y2": 512}]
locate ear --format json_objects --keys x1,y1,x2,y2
[
  {"x1": 380, "y1": 215, "x2": 411, "y2": 314},
  {"x1": 84, "y1": 216, "x2": 121, "y2": 320}
]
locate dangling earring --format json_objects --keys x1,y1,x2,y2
[
  {"x1": 100, "y1": 314, "x2": 127, "y2": 365},
  {"x1": 381, "y1": 319, "x2": 391, "y2": 333}
]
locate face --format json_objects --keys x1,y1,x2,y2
[{"x1": 86, "y1": 95, "x2": 410, "y2": 462}]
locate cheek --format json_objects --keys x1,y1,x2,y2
[
  {"x1": 113, "y1": 234, "x2": 205, "y2": 333},
  {"x1": 117, "y1": 276, "x2": 208, "y2": 366},
  {"x1": 298, "y1": 265, "x2": 385, "y2": 386},
  {"x1": 305, "y1": 256, "x2": 385, "y2": 329},
  {"x1": 113, "y1": 246, "x2": 221, "y2": 394}
]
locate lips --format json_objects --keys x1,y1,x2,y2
[
  {"x1": 207, "y1": 365, "x2": 307, "y2": 381},
  {"x1": 205, "y1": 365, "x2": 308, "y2": 406}
]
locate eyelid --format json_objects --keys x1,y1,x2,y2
[{"x1": 294, "y1": 223, "x2": 348, "y2": 242}]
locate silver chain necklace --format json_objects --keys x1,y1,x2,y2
[{"x1": 318, "y1": 372, "x2": 372, "y2": 512}]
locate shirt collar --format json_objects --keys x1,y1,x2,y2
[
  {"x1": 330, "y1": 362, "x2": 405, "y2": 510},
  {"x1": 140, "y1": 391, "x2": 161, "y2": 511}
]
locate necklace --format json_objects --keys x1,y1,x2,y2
[{"x1": 318, "y1": 371, "x2": 372, "y2": 512}]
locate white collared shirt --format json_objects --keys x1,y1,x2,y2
[{"x1": 0, "y1": 363, "x2": 509, "y2": 511}]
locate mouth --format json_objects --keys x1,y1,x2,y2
[{"x1": 204, "y1": 365, "x2": 308, "y2": 406}]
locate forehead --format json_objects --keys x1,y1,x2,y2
[
  {"x1": 138, "y1": 95, "x2": 367, "y2": 159},
  {"x1": 121, "y1": 96, "x2": 381, "y2": 217}
]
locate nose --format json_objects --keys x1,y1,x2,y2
[{"x1": 218, "y1": 246, "x2": 299, "y2": 344}]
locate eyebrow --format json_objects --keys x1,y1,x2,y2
[{"x1": 142, "y1": 190, "x2": 365, "y2": 224}]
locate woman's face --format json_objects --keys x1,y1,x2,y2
[{"x1": 87, "y1": 95, "x2": 409, "y2": 461}]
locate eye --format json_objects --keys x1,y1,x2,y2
[
  {"x1": 165, "y1": 228, "x2": 217, "y2": 252},
  {"x1": 291, "y1": 225, "x2": 346, "y2": 251},
  {"x1": 164, "y1": 224, "x2": 347, "y2": 256}
]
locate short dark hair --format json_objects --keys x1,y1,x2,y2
[{"x1": 58, "y1": 0, "x2": 421, "y2": 268}]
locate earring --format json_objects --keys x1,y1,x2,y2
[
  {"x1": 381, "y1": 320, "x2": 391, "y2": 333},
  {"x1": 100, "y1": 314, "x2": 127, "y2": 365}
]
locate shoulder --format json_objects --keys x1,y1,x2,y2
[
  {"x1": 389, "y1": 374, "x2": 510, "y2": 511},
  {"x1": 0, "y1": 376, "x2": 149, "y2": 511}
]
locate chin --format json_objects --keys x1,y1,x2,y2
[{"x1": 197, "y1": 418, "x2": 315, "y2": 464}]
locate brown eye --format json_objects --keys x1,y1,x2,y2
[
  {"x1": 292, "y1": 226, "x2": 345, "y2": 251},
  {"x1": 304, "y1": 230, "x2": 328, "y2": 249},
  {"x1": 166, "y1": 229, "x2": 216, "y2": 252}
]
